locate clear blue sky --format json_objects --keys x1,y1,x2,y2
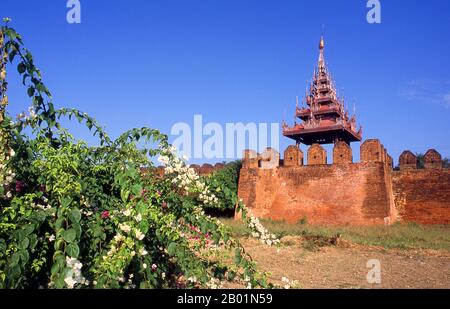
[{"x1": 3, "y1": 0, "x2": 450, "y2": 164}]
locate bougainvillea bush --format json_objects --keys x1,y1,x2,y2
[
  {"x1": 0, "y1": 20, "x2": 284, "y2": 289},
  {"x1": 202, "y1": 161, "x2": 242, "y2": 212}
]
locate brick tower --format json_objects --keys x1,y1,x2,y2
[{"x1": 283, "y1": 37, "x2": 362, "y2": 145}]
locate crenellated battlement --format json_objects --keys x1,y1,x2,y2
[
  {"x1": 241, "y1": 139, "x2": 393, "y2": 170},
  {"x1": 238, "y1": 140, "x2": 449, "y2": 225},
  {"x1": 398, "y1": 149, "x2": 443, "y2": 170}
]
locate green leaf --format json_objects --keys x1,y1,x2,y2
[
  {"x1": 8, "y1": 50, "x2": 17, "y2": 63},
  {"x1": 54, "y1": 252, "x2": 65, "y2": 268},
  {"x1": 132, "y1": 184, "x2": 143, "y2": 198},
  {"x1": 66, "y1": 244, "x2": 79, "y2": 258},
  {"x1": 29, "y1": 235, "x2": 38, "y2": 250},
  {"x1": 9, "y1": 265, "x2": 21, "y2": 279},
  {"x1": 0, "y1": 239, "x2": 6, "y2": 253},
  {"x1": 59, "y1": 197, "x2": 72, "y2": 208},
  {"x1": 10, "y1": 253, "x2": 20, "y2": 267},
  {"x1": 19, "y1": 250, "x2": 30, "y2": 264},
  {"x1": 68, "y1": 209, "x2": 81, "y2": 223},
  {"x1": 167, "y1": 242, "x2": 177, "y2": 256},
  {"x1": 73, "y1": 223, "x2": 82, "y2": 238},
  {"x1": 62, "y1": 229, "x2": 77, "y2": 243},
  {"x1": 19, "y1": 237, "x2": 30, "y2": 250},
  {"x1": 234, "y1": 248, "x2": 242, "y2": 265},
  {"x1": 27, "y1": 86, "x2": 35, "y2": 97},
  {"x1": 120, "y1": 190, "x2": 130, "y2": 203},
  {"x1": 51, "y1": 263, "x2": 61, "y2": 276},
  {"x1": 17, "y1": 62, "x2": 26, "y2": 74}
]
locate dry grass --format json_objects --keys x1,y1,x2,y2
[{"x1": 221, "y1": 218, "x2": 450, "y2": 251}]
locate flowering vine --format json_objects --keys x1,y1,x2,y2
[{"x1": 0, "y1": 20, "x2": 292, "y2": 290}]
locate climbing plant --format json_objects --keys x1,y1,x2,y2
[
  {"x1": 0, "y1": 19, "x2": 284, "y2": 289},
  {"x1": 202, "y1": 161, "x2": 242, "y2": 212}
]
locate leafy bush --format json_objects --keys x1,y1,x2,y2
[
  {"x1": 202, "y1": 161, "x2": 241, "y2": 211},
  {"x1": 0, "y1": 21, "x2": 280, "y2": 289}
]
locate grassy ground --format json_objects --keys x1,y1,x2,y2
[{"x1": 220, "y1": 218, "x2": 450, "y2": 251}]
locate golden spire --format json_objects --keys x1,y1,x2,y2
[{"x1": 319, "y1": 35, "x2": 325, "y2": 50}]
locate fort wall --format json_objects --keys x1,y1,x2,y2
[
  {"x1": 393, "y1": 150, "x2": 450, "y2": 224},
  {"x1": 237, "y1": 141, "x2": 449, "y2": 225}
]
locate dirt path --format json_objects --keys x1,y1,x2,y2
[{"x1": 236, "y1": 237, "x2": 450, "y2": 289}]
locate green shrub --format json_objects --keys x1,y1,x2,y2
[
  {"x1": 202, "y1": 161, "x2": 241, "y2": 212},
  {"x1": 0, "y1": 21, "x2": 276, "y2": 289}
]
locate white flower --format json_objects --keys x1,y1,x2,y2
[
  {"x1": 134, "y1": 213, "x2": 142, "y2": 222},
  {"x1": 135, "y1": 229, "x2": 145, "y2": 241},
  {"x1": 28, "y1": 106, "x2": 37, "y2": 119},
  {"x1": 139, "y1": 248, "x2": 148, "y2": 256},
  {"x1": 9, "y1": 148, "x2": 15, "y2": 157},
  {"x1": 143, "y1": 263, "x2": 147, "y2": 269},
  {"x1": 48, "y1": 235, "x2": 55, "y2": 242},
  {"x1": 64, "y1": 276, "x2": 77, "y2": 289},
  {"x1": 5, "y1": 191, "x2": 12, "y2": 198},
  {"x1": 114, "y1": 234, "x2": 125, "y2": 242},
  {"x1": 122, "y1": 209, "x2": 131, "y2": 217},
  {"x1": 119, "y1": 223, "x2": 131, "y2": 234}
]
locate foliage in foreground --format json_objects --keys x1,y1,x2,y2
[
  {"x1": 202, "y1": 161, "x2": 242, "y2": 211},
  {"x1": 0, "y1": 20, "x2": 281, "y2": 289}
]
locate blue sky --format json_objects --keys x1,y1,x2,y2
[{"x1": 3, "y1": 0, "x2": 450, "y2": 164}]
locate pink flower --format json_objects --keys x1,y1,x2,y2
[
  {"x1": 151, "y1": 264, "x2": 157, "y2": 272},
  {"x1": 101, "y1": 210, "x2": 110, "y2": 219},
  {"x1": 15, "y1": 181, "x2": 25, "y2": 193},
  {"x1": 162, "y1": 202, "x2": 167, "y2": 209}
]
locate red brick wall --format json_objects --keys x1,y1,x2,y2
[
  {"x1": 307, "y1": 144, "x2": 327, "y2": 165},
  {"x1": 333, "y1": 141, "x2": 353, "y2": 164},
  {"x1": 392, "y1": 169, "x2": 450, "y2": 224},
  {"x1": 238, "y1": 162, "x2": 395, "y2": 225}
]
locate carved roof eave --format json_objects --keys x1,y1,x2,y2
[{"x1": 282, "y1": 124, "x2": 363, "y2": 141}]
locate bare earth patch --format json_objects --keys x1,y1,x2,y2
[{"x1": 232, "y1": 236, "x2": 450, "y2": 289}]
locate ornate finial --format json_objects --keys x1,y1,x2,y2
[{"x1": 319, "y1": 36, "x2": 325, "y2": 50}]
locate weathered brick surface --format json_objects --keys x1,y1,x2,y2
[
  {"x1": 361, "y1": 139, "x2": 383, "y2": 162},
  {"x1": 238, "y1": 162, "x2": 395, "y2": 225},
  {"x1": 237, "y1": 142, "x2": 448, "y2": 226},
  {"x1": 242, "y1": 150, "x2": 258, "y2": 169},
  {"x1": 307, "y1": 144, "x2": 327, "y2": 165},
  {"x1": 392, "y1": 169, "x2": 450, "y2": 224},
  {"x1": 399, "y1": 151, "x2": 417, "y2": 170},
  {"x1": 424, "y1": 149, "x2": 442, "y2": 170},
  {"x1": 333, "y1": 141, "x2": 352, "y2": 164},
  {"x1": 387, "y1": 155, "x2": 394, "y2": 169},
  {"x1": 284, "y1": 145, "x2": 304, "y2": 167}
]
